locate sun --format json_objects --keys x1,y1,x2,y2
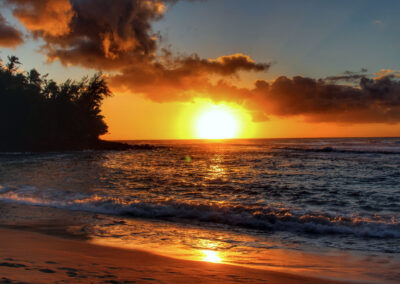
[
  {"x1": 201, "y1": 250, "x2": 222, "y2": 263},
  {"x1": 196, "y1": 107, "x2": 238, "y2": 139}
]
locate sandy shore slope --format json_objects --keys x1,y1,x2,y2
[{"x1": 0, "y1": 229, "x2": 352, "y2": 283}]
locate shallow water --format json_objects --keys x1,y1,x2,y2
[{"x1": 1, "y1": 138, "x2": 400, "y2": 282}]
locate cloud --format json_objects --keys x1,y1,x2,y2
[
  {"x1": 111, "y1": 52, "x2": 400, "y2": 124},
  {"x1": 373, "y1": 69, "x2": 400, "y2": 80},
  {"x1": 4, "y1": 0, "x2": 270, "y2": 70},
  {"x1": 0, "y1": 13, "x2": 23, "y2": 47},
  {"x1": 112, "y1": 62, "x2": 400, "y2": 124},
  {"x1": 228, "y1": 75, "x2": 400, "y2": 124},
  {"x1": 180, "y1": 53, "x2": 270, "y2": 75},
  {"x1": 3, "y1": 0, "x2": 271, "y2": 100},
  {"x1": 324, "y1": 69, "x2": 368, "y2": 83},
  {"x1": 6, "y1": 0, "x2": 74, "y2": 37},
  {"x1": 3, "y1": 0, "x2": 400, "y2": 125},
  {"x1": 110, "y1": 53, "x2": 270, "y2": 102},
  {"x1": 10, "y1": 0, "x2": 170, "y2": 70}
]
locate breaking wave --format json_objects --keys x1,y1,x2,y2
[
  {"x1": 276, "y1": 146, "x2": 400, "y2": 155},
  {"x1": 1, "y1": 185, "x2": 399, "y2": 240}
]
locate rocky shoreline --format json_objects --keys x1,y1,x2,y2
[{"x1": 0, "y1": 140, "x2": 158, "y2": 152}]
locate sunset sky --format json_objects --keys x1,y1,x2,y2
[{"x1": 1, "y1": 0, "x2": 400, "y2": 139}]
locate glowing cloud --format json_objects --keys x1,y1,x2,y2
[{"x1": 7, "y1": 0, "x2": 74, "y2": 37}]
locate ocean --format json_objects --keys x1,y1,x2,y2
[{"x1": 1, "y1": 138, "x2": 400, "y2": 282}]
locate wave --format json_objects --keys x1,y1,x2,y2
[
  {"x1": 0, "y1": 185, "x2": 399, "y2": 239},
  {"x1": 276, "y1": 146, "x2": 400, "y2": 155}
]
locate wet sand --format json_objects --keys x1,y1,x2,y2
[{"x1": 0, "y1": 228, "x2": 352, "y2": 283}]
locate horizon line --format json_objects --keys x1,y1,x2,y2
[{"x1": 107, "y1": 136, "x2": 400, "y2": 142}]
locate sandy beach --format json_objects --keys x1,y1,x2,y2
[{"x1": 0, "y1": 228, "x2": 352, "y2": 284}]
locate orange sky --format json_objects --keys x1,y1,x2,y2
[
  {"x1": 1, "y1": 0, "x2": 400, "y2": 140},
  {"x1": 101, "y1": 94, "x2": 400, "y2": 140}
]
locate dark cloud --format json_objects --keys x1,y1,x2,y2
[
  {"x1": 0, "y1": 13, "x2": 23, "y2": 47},
  {"x1": 324, "y1": 69, "x2": 369, "y2": 83},
  {"x1": 175, "y1": 53, "x2": 271, "y2": 75},
  {"x1": 4, "y1": 0, "x2": 270, "y2": 101},
  {"x1": 5, "y1": 0, "x2": 168, "y2": 69},
  {"x1": 110, "y1": 53, "x2": 270, "y2": 102},
  {"x1": 5, "y1": 0, "x2": 270, "y2": 71},
  {"x1": 245, "y1": 75, "x2": 400, "y2": 124},
  {"x1": 324, "y1": 74, "x2": 366, "y2": 83},
  {"x1": 112, "y1": 63, "x2": 400, "y2": 124},
  {"x1": 3, "y1": 0, "x2": 400, "y2": 125},
  {"x1": 344, "y1": 68, "x2": 368, "y2": 75}
]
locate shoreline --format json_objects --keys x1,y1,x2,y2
[{"x1": 0, "y1": 228, "x2": 351, "y2": 284}]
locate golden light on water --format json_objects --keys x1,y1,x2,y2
[
  {"x1": 196, "y1": 107, "x2": 238, "y2": 139},
  {"x1": 201, "y1": 250, "x2": 222, "y2": 263}
]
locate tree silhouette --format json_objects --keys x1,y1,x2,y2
[
  {"x1": 5, "y1": 55, "x2": 21, "y2": 72},
  {"x1": 0, "y1": 56, "x2": 115, "y2": 151}
]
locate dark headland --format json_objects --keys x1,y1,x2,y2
[{"x1": 0, "y1": 56, "x2": 152, "y2": 152}]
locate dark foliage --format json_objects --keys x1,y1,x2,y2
[{"x1": 0, "y1": 56, "x2": 114, "y2": 151}]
